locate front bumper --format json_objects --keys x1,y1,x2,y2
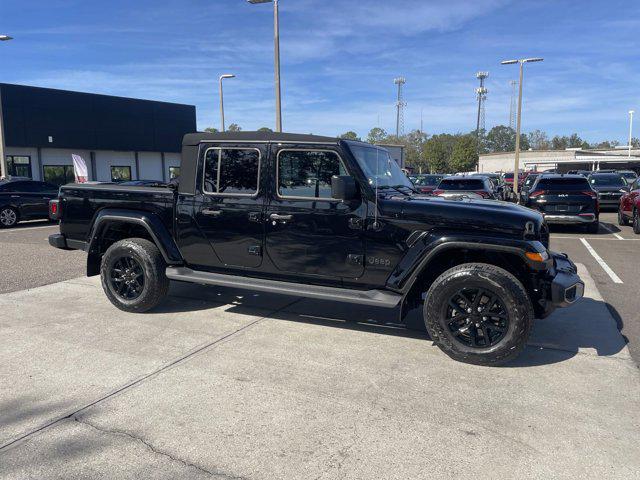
[{"x1": 549, "y1": 253, "x2": 584, "y2": 308}]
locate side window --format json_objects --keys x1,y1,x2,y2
[
  {"x1": 203, "y1": 148, "x2": 260, "y2": 195},
  {"x1": 277, "y1": 150, "x2": 347, "y2": 199}
]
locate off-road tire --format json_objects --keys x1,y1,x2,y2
[
  {"x1": 634, "y1": 209, "x2": 640, "y2": 235},
  {"x1": 100, "y1": 238, "x2": 169, "y2": 312},
  {"x1": 423, "y1": 263, "x2": 533, "y2": 366},
  {"x1": 618, "y1": 209, "x2": 629, "y2": 226},
  {"x1": 0, "y1": 206, "x2": 18, "y2": 228}
]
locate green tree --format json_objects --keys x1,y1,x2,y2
[
  {"x1": 204, "y1": 127, "x2": 219, "y2": 133},
  {"x1": 527, "y1": 129, "x2": 550, "y2": 150},
  {"x1": 486, "y1": 125, "x2": 530, "y2": 152},
  {"x1": 339, "y1": 131, "x2": 361, "y2": 141},
  {"x1": 449, "y1": 135, "x2": 479, "y2": 172},
  {"x1": 401, "y1": 129, "x2": 429, "y2": 172},
  {"x1": 257, "y1": 127, "x2": 273, "y2": 132},
  {"x1": 424, "y1": 134, "x2": 457, "y2": 173},
  {"x1": 366, "y1": 127, "x2": 389, "y2": 144},
  {"x1": 227, "y1": 123, "x2": 242, "y2": 132}
]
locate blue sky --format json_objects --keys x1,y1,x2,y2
[{"x1": 1, "y1": 0, "x2": 639, "y2": 142}]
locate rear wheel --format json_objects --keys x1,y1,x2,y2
[
  {"x1": 618, "y1": 209, "x2": 629, "y2": 226},
  {"x1": 423, "y1": 263, "x2": 533, "y2": 366},
  {"x1": 100, "y1": 238, "x2": 169, "y2": 312},
  {"x1": 0, "y1": 207, "x2": 18, "y2": 228}
]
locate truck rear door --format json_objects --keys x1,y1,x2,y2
[{"x1": 191, "y1": 144, "x2": 266, "y2": 269}]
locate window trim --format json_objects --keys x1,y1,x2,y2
[
  {"x1": 43, "y1": 164, "x2": 75, "y2": 186},
  {"x1": 110, "y1": 165, "x2": 132, "y2": 182},
  {"x1": 275, "y1": 148, "x2": 349, "y2": 202},
  {"x1": 201, "y1": 147, "x2": 261, "y2": 197}
]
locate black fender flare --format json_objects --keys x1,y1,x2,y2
[
  {"x1": 388, "y1": 234, "x2": 549, "y2": 295},
  {"x1": 87, "y1": 208, "x2": 183, "y2": 264}
]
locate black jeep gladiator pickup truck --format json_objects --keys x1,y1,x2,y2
[{"x1": 49, "y1": 131, "x2": 583, "y2": 365}]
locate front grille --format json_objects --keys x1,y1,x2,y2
[{"x1": 540, "y1": 222, "x2": 550, "y2": 248}]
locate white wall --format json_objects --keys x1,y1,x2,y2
[
  {"x1": 95, "y1": 151, "x2": 137, "y2": 182},
  {"x1": 164, "y1": 152, "x2": 181, "y2": 180},
  {"x1": 138, "y1": 152, "x2": 163, "y2": 181}
]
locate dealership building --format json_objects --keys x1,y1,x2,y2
[{"x1": 0, "y1": 83, "x2": 197, "y2": 185}]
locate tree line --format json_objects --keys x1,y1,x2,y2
[{"x1": 205, "y1": 123, "x2": 638, "y2": 174}]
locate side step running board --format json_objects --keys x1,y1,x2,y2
[{"x1": 165, "y1": 267, "x2": 402, "y2": 308}]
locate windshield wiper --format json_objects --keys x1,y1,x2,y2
[{"x1": 376, "y1": 185, "x2": 413, "y2": 196}]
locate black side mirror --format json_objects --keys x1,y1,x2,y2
[{"x1": 331, "y1": 175, "x2": 357, "y2": 200}]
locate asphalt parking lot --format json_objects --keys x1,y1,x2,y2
[{"x1": 0, "y1": 213, "x2": 639, "y2": 478}]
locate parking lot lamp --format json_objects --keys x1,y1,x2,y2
[
  {"x1": 500, "y1": 57, "x2": 543, "y2": 198},
  {"x1": 0, "y1": 34, "x2": 13, "y2": 179},
  {"x1": 247, "y1": 0, "x2": 282, "y2": 132},
  {"x1": 629, "y1": 110, "x2": 634, "y2": 158},
  {"x1": 219, "y1": 74, "x2": 236, "y2": 132}
]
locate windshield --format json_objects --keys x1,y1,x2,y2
[
  {"x1": 415, "y1": 175, "x2": 442, "y2": 186},
  {"x1": 347, "y1": 143, "x2": 413, "y2": 189},
  {"x1": 439, "y1": 178, "x2": 485, "y2": 191},
  {"x1": 524, "y1": 175, "x2": 539, "y2": 187},
  {"x1": 589, "y1": 174, "x2": 626, "y2": 187}
]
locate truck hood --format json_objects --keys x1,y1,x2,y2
[{"x1": 382, "y1": 195, "x2": 545, "y2": 239}]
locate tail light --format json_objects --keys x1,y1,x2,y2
[
  {"x1": 49, "y1": 199, "x2": 61, "y2": 220},
  {"x1": 582, "y1": 191, "x2": 597, "y2": 198},
  {"x1": 529, "y1": 190, "x2": 546, "y2": 198},
  {"x1": 432, "y1": 189, "x2": 444, "y2": 196}
]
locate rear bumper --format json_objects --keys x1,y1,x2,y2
[
  {"x1": 48, "y1": 233, "x2": 86, "y2": 251},
  {"x1": 543, "y1": 213, "x2": 596, "y2": 224}
]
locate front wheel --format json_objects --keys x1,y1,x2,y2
[
  {"x1": 618, "y1": 209, "x2": 629, "y2": 226},
  {"x1": 0, "y1": 207, "x2": 18, "y2": 228},
  {"x1": 423, "y1": 263, "x2": 533, "y2": 366},
  {"x1": 100, "y1": 238, "x2": 169, "y2": 312}
]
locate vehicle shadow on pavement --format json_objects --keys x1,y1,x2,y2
[
  {"x1": 548, "y1": 222, "x2": 621, "y2": 235},
  {"x1": 159, "y1": 283, "x2": 628, "y2": 368},
  {"x1": 0, "y1": 397, "x2": 72, "y2": 447}
]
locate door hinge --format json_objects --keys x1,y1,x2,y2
[
  {"x1": 347, "y1": 254, "x2": 364, "y2": 266},
  {"x1": 248, "y1": 245, "x2": 262, "y2": 256}
]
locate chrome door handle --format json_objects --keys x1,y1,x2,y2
[
  {"x1": 269, "y1": 213, "x2": 293, "y2": 221},
  {"x1": 202, "y1": 208, "x2": 222, "y2": 217}
]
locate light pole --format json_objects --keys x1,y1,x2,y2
[
  {"x1": 628, "y1": 110, "x2": 634, "y2": 158},
  {"x1": 247, "y1": 0, "x2": 282, "y2": 132},
  {"x1": 501, "y1": 57, "x2": 543, "y2": 198},
  {"x1": 0, "y1": 34, "x2": 13, "y2": 179},
  {"x1": 219, "y1": 74, "x2": 235, "y2": 132}
]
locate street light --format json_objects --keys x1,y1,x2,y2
[
  {"x1": 0, "y1": 34, "x2": 13, "y2": 179},
  {"x1": 247, "y1": 0, "x2": 282, "y2": 132},
  {"x1": 629, "y1": 110, "x2": 634, "y2": 158},
  {"x1": 500, "y1": 57, "x2": 543, "y2": 198},
  {"x1": 219, "y1": 74, "x2": 236, "y2": 132}
]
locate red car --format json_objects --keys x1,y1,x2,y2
[{"x1": 618, "y1": 177, "x2": 640, "y2": 233}]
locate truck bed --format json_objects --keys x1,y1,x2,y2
[{"x1": 57, "y1": 183, "x2": 176, "y2": 244}]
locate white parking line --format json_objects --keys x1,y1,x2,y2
[
  {"x1": 600, "y1": 223, "x2": 624, "y2": 240},
  {"x1": 579, "y1": 238, "x2": 623, "y2": 284},
  {"x1": 0, "y1": 224, "x2": 58, "y2": 234}
]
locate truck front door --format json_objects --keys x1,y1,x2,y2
[
  {"x1": 191, "y1": 145, "x2": 265, "y2": 270},
  {"x1": 265, "y1": 147, "x2": 366, "y2": 280}
]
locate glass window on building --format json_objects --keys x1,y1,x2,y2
[
  {"x1": 111, "y1": 166, "x2": 132, "y2": 182},
  {"x1": 169, "y1": 166, "x2": 180, "y2": 180},
  {"x1": 6, "y1": 156, "x2": 32, "y2": 178},
  {"x1": 43, "y1": 165, "x2": 75, "y2": 186}
]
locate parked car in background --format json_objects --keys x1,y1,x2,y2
[
  {"x1": 587, "y1": 172, "x2": 629, "y2": 210},
  {"x1": 617, "y1": 169, "x2": 638, "y2": 185},
  {"x1": 119, "y1": 180, "x2": 169, "y2": 187},
  {"x1": 519, "y1": 173, "x2": 540, "y2": 203},
  {"x1": 524, "y1": 174, "x2": 599, "y2": 233},
  {"x1": 0, "y1": 179, "x2": 59, "y2": 228},
  {"x1": 471, "y1": 173, "x2": 508, "y2": 200},
  {"x1": 618, "y1": 177, "x2": 640, "y2": 233},
  {"x1": 567, "y1": 170, "x2": 592, "y2": 177},
  {"x1": 433, "y1": 176, "x2": 497, "y2": 199},
  {"x1": 412, "y1": 174, "x2": 445, "y2": 194}
]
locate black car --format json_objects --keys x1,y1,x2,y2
[
  {"x1": 412, "y1": 174, "x2": 444, "y2": 194},
  {"x1": 525, "y1": 174, "x2": 599, "y2": 232},
  {"x1": 0, "y1": 179, "x2": 59, "y2": 228},
  {"x1": 434, "y1": 176, "x2": 497, "y2": 199},
  {"x1": 48, "y1": 131, "x2": 584, "y2": 366},
  {"x1": 471, "y1": 173, "x2": 508, "y2": 200},
  {"x1": 519, "y1": 173, "x2": 540, "y2": 203},
  {"x1": 587, "y1": 173, "x2": 629, "y2": 209}
]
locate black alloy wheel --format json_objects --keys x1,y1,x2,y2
[
  {"x1": 109, "y1": 256, "x2": 145, "y2": 300},
  {"x1": 446, "y1": 287, "x2": 509, "y2": 348}
]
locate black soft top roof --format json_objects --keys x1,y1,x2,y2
[{"x1": 182, "y1": 131, "x2": 340, "y2": 146}]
